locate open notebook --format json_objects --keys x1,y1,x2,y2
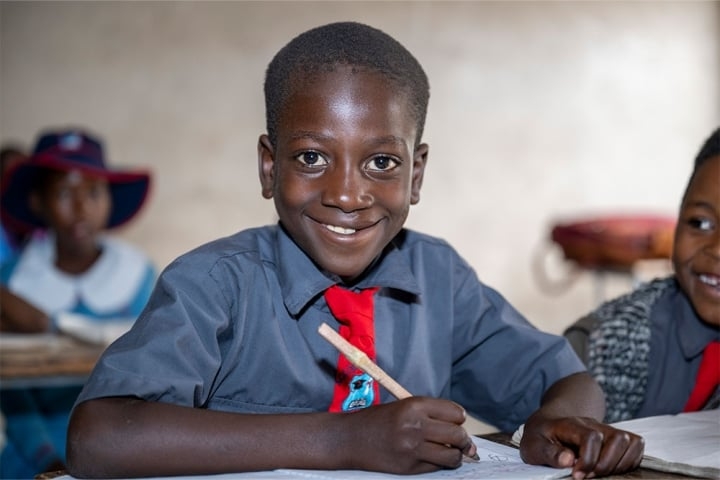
[
  {"x1": 54, "y1": 435, "x2": 571, "y2": 480},
  {"x1": 611, "y1": 409, "x2": 720, "y2": 479}
]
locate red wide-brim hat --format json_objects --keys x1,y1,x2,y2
[{"x1": 0, "y1": 130, "x2": 151, "y2": 230}]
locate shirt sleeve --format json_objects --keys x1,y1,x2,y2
[
  {"x1": 0, "y1": 254, "x2": 19, "y2": 285},
  {"x1": 563, "y1": 314, "x2": 595, "y2": 365},
  {"x1": 75, "y1": 254, "x2": 235, "y2": 408},
  {"x1": 126, "y1": 262, "x2": 158, "y2": 317},
  {"x1": 449, "y1": 267, "x2": 586, "y2": 433}
]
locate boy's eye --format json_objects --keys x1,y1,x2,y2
[
  {"x1": 687, "y1": 217, "x2": 715, "y2": 232},
  {"x1": 366, "y1": 155, "x2": 399, "y2": 172},
  {"x1": 54, "y1": 186, "x2": 72, "y2": 201},
  {"x1": 295, "y1": 151, "x2": 327, "y2": 167},
  {"x1": 89, "y1": 183, "x2": 108, "y2": 199}
]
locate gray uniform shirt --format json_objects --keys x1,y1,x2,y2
[
  {"x1": 76, "y1": 225, "x2": 584, "y2": 433},
  {"x1": 639, "y1": 286, "x2": 719, "y2": 417},
  {"x1": 565, "y1": 280, "x2": 719, "y2": 418}
]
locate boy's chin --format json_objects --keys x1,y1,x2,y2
[{"x1": 317, "y1": 257, "x2": 380, "y2": 285}]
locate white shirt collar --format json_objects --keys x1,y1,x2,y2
[{"x1": 9, "y1": 233, "x2": 150, "y2": 316}]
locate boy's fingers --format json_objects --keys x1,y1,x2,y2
[
  {"x1": 531, "y1": 440, "x2": 577, "y2": 469},
  {"x1": 421, "y1": 397, "x2": 468, "y2": 425},
  {"x1": 423, "y1": 417, "x2": 472, "y2": 447},
  {"x1": 416, "y1": 441, "x2": 465, "y2": 469},
  {"x1": 574, "y1": 429, "x2": 644, "y2": 478},
  {"x1": 420, "y1": 414, "x2": 477, "y2": 464},
  {"x1": 461, "y1": 437, "x2": 479, "y2": 462}
]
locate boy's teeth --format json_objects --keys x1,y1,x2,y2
[
  {"x1": 699, "y1": 274, "x2": 719, "y2": 287},
  {"x1": 326, "y1": 224, "x2": 356, "y2": 235}
]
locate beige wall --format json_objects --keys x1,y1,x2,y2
[{"x1": 2, "y1": 1, "x2": 719, "y2": 336}]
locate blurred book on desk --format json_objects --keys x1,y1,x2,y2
[
  {"x1": 55, "y1": 312, "x2": 134, "y2": 346},
  {"x1": 0, "y1": 314, "x2": 133, "y2": 387}
]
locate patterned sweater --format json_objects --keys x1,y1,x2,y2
[{"x1": 569, "y1": 277, "x2": 675, "y2": 423}]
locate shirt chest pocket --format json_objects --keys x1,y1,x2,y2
[{"x1": 208, "y1": 338, "x2": 338, "y2": 413}]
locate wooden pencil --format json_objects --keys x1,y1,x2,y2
[
  {"x1": 317, "y1": 322, "x2": 480, "y2": 463},
  {"x1": 318, "y1": 322, "x2": 411, "y2": 399}
]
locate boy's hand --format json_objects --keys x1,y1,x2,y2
[
  {"x1": 342, "y1": 397, "x2": 477, "y2": 474},
  {"x1": 519, "y1": 414, "x2": 644, "y2": 480}
]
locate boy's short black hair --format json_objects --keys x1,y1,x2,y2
[
  {"x1": 264, "y1": 21, "x2": 430, "y2": 147},
  {"x1": 693, "y1": 127, "x2": 720, "y2": 169},
  {"x1": 0, "y1": 145, "x2": 25, "y2": 176},
  {"x1": 682, "y1": 127, "x2": 720, "y2": 202}
]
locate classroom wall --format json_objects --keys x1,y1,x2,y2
[{"x1": 2, "y1": 1, "x2": 719, "y2": 335}]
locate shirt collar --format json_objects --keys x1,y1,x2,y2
[
  {"x1": 672, "y1": 283, "x2": 720, "y2": 359},
  {"x1": 274, "y1": 225, "x2": 421, "y2": 316},
  {"x1": 9, "y1": 232, "x2": 148, "y2": 315}
]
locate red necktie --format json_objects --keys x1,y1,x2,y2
[
  {"x1": 683, "y1": 341, "x2": 720, "y2": 412},
  {"x1": 324, "y1": 285, "x2": 380, "y2": 412}
]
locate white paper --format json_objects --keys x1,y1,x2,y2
[
  {"x1": 55, "y1": 312, "x2": 134, "y2": 345},
  {"x1": 612, "y1": 409, "x2": 720, "y2": 478},
  {"x1": 53, "y1": 436, "x2": 571, "y2": 480}
]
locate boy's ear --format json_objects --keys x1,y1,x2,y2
[
  {"x1": 410, "y1": 143, "x2": 429, "y2": 205},
  {"x1": 257, "y1": 134, "x2": 275, "y2": 199}
]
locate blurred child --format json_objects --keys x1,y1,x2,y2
[
  {"x1": 0, "y1": 129, "x2": 156, "y2": 477},
  {"x1": 0, "y1": 145, "x2": 30, "y2": 265},
  {"x1": 565, "y1": 127, "x2": 720, "y2": 422},
  {"x1": 67, "y1": 22, "x2": 643, "y2": 479}
]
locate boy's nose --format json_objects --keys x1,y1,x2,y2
[
  {"x1": 72, "y1": 192, "x2": 95, "y2": 217},
  {"x1": 705, "y1": 230, "x2": 720, "y2": 259},
  {"x1": 321, "y1": 162, "x2": 373, "y2": 212}
]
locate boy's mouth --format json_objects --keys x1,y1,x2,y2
[
  {"x1": 694, "y1": 272, "x2": 720, "y2": 301},
  {"x1": 324, "y1": 224, "x2": 357, "y2": 235},
  {"x1": 699, "y1": 274, "x2": 719, "y2": 287}
]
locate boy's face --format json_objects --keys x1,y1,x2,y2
[
  {"x1": 258, "y1": 67, "x2": 428, "y2": 283},
  {"x1": 31, "y1": 169, "x2": 111, "y2": 256},
  {"x1": 672, "y1": 155, "x2": 720, "y2": 327}
]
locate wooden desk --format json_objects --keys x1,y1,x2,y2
[{"x1": 0, "y1": 333, "x2": 104, "y2": 389}]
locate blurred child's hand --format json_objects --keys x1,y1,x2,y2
[
  {"x1": 341, "y1": 396, "x2": 476, "y2": 474},
  {"x1": 519, "y1": 414, "x2": 644, "y2": 480}
]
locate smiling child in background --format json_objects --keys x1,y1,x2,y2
[
  {"x1": 565, "y1": 127, "x2": 720, "y2": 422},
  {"x1": 0, "y1": 129, "x2": 156, "y2": 477}
]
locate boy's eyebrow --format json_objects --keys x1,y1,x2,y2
[
  {"x1": 684, "y1": 200, "x2": 717, "y2": 211},
  {"x1": 368, "y1": 135, "x2": 411, "y2": 150},
  {"x1": 288, "y1": 131, "x2": 411, "y2": 150},
  {"x1": 287, "y1": 131, "x2": 332, "y2": 142}
]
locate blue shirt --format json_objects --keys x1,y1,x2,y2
[
  {"x1": 637, "y1": 283, "x2": 720, "y2": 417},
  {"x1": 76, "y1": 225, "x2": 584, "y2": 432},
  {"x1": 565, "y1": 278, "x2": 720, "y2": 420},
  {"x1": 0, "y1": 224, "x2": 15, "y2": 267}
]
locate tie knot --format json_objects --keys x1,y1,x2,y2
[{"x1": 324, "y1": 285, "x2": 379, "y2": 332}]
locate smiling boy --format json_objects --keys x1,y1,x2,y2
[
  {"x1": 67, "y1": 22, "x2": 643, "y2": 479},
  {"x1": 565, "y1": 128, "x2": 720, "y2": 421}
]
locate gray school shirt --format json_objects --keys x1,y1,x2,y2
[
  {"x1": 76, "y1": 225, "x2": 584, "y2": 433},
  {"x1": 565, "y1": 280, "x2": 719, "y2": 419},
  {"x1": 637, "y1": 285, "x2": 720, "y2": 417}
]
